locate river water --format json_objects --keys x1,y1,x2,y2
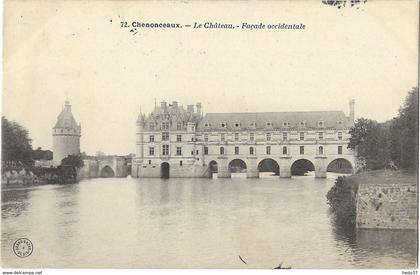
[{"x1": 1, "y1": 174, "x2": 417, "y2": 269}]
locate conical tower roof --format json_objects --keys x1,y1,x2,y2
[{"x1": 53, "y1": 100, "x2": 80, "y2": 129}]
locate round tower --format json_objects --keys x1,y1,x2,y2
[{"x1": 52, "y1": 100, "x2": 81, "y2": 165}]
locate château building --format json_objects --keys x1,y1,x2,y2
[
  {"x1": 52, "y1": 100, "x2": 81, "y2": 165},
  {"x1": 132, "y1": 100, "x2": 356, "y2": 179}
]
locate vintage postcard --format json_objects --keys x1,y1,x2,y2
[{"x1": 1, "y1": 0, "x2": 418, "y2": 272}]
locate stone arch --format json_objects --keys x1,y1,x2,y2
[
  {"x1": 258, "y1": 158, "x2": 280, "y2": 177},
  {"x1": 327, "y1": 158, "x2": 354, "y2": 174},
  {"x1": 291, "y1": 159, "x2": 315, "y2": 176},
  {"x1": 161, "y1": 162, "x2": 170, "y2": 179},
  {"x1": 100, "y1": 165, "x2": 115, "y2": 178},
  {"x1": 228, "y1": 159, "x2": 247, "y2": 173},
  {"x1": 209, "y1": 160, "x2": 218, "y2": 178}
]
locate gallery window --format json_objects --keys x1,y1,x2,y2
[
  {"x1": 300, "y1": 132, "x2": 305, "y2": 141},
  {"x1": 249, "y1": 147, "x2": 254, "y2": 155},
  {"x1": 235, "y1": 133, "x2": 239, "y2": 141},
  {"x1": 283, "y1": 132, "x2": 288, "y2": 141},
  {"x1": 266, "y1": 133, "x2": 271, "y2": 141},
  {"x1": 319, "y1": 146, "x2": 324, "y2": 155},
  {"x1": 266, "y1": 146, "x2": 271, "y2": 155},
  {"x1": 235, "y1": 146, "x2": 239, "y2": 155},
  {"x1": 318, "y1": 132, "x2": 324, "y2": 140},
  {"x1": 220, "y1": 147, "x2": 225, "y2": 155},
  {"x1": 338, "y1": 132, "x2": 343, "y2": 140},
  {"x1": 204, "y1": 134, "x2": 209, "y2": 142},
  {"x1": 282, "y1": 146, "x2": 288, "y2": 155},
  {"x1": 300, "y1": 146, "x2": 305, "y2": 155},
  {"x1": 338, "y1": 146, "x2": 343, "y2": 155},
  {"x1": 249, "y1": 133, "x2": 254, "y2": 141}
]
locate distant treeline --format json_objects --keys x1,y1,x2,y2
[{"x1": 348, "y1": 87, "x2": 418, "y2": 171}]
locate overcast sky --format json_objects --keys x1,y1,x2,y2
[{"x1": 3, "y1": 1, "x2": 418, "y2": 155}]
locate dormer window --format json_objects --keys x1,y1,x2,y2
[
  {"x1": 204, "y1": 122, "x2": 210, "y2": 128},
  {"x1": 337, "y1": 121, "x2": 343, "y2": 127},
  {"x1": 162, "y1": 121, "x2": 169, "y2": 130},
  {"x1": 318, "y1": 121, "x2": 324, "y2": 127},
  {"x1": 266, "y1": 121, "x2": 273, "y2": 128},
  {"x1": 300, "y1": 121, "x2": 306, "y2": 128},
  {"x1": 283, "y1": 122, "x2": 290, "y2": 127},
  {"x1": 234, "y1": 122, "x2": 240, "y2": 128},
  {"x1": 249, "y1": 122, "x2": 256, "y2": 128},
  {"x1": 149, "y1": 122, "x2": 155, "y2": 130},
  {"x1": 221, "y1": 122, "x2": 227, "y2": 128},
  {"x1": 177, "y1": 122, "x2": 182, "y2": 130}
]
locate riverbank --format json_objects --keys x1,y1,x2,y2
[{"x1": 327, "y1": 169, "x2": 417, "y2": 230}]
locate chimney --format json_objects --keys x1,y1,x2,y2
[
  {"x1": 187, "y1": 104, "x2": 194, "y2": 113},
  {"x1": 172, "y1": 101, "x2": 178, "y2": 108},
  {"x1": 349, "y1": 99, "x2": 355, "y2": 123},
  {"x1": 160, "y1": 101, "x2": 167, "y2": 109},
  {"x1": 196, "y1": 102, "x2": 202, "y2": 114}
]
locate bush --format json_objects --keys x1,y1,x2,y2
[{"x1": 326, "y1": 176, "x2": 359, "y2": 227}]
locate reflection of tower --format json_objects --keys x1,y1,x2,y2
[{"x1": 52, "y1": 100, "x2": 81, "y2": 165}]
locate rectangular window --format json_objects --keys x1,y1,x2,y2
[
  {"x1": 283, "y1": 132, "x2": 287, "y2": 141},
  {"x1": 338, "y1": 146, "x2": 343, "y2": 155},
  {"x1": 162, "y1": 144, "x2": 169, "y2": 155},
  {"x1": 250, "y1": 147, "x2": 254, "y2": 155},
  {"x1": 220, "y1": 147, "x2": 225, "y2": 155},
  {"x1": 162, "y1": 122, "x2": 169, "y2": 130},
  {"x1": 300, "y1": 132, "x2": 304, "y2": 141},
  {"x1": 204, "y1": 134, "x2": 208, "y2": 142},
  {"x1": 149, "y1": 135, "x2": 155, "y2": 142},
  {"x1": 235, "y1": 146, "x2": 239, "y2": 155},
  {"x1": 282, "y1": 146, "x2": 287, "y2": 155},
  {"x1": 204, "y1": 146, "x2": 208, "y2": 155},
  {"x1": 196, "y1": 150, "x2": 199, "y2": 155},
  {"x1": 149, "y1": 147, "x2": 155, "y2": 156},
  {"x1": 318, "y1": 132, "x2": 324, "y2": 140},
  {"x1": 300, "y1": 146, "x2": 304, "y2": 155},
  {"x1": 266, "y1": 146, "x2": 271, "y2": 155},
  {"x1": 180, "y1": 160, "x2": 183, "y2": 166},
  {"x1": 177, "y1": 122, "x2": 182, "y2": 130},
  {"x1": 266, "y1": 133, "x2": 271, "y2": 141},
  {"x1": 249, "y1": 133, "x2": 254, "y2": 141},
  {"x1": 235, "y1": 133, "x2": 239, "y2": 141},
  {"x1": 338, "y1": 132, "x2": 343, "y2": 140},
  {"x1": 148, "y1": 160, "x2": 151, "y2": 164},
  {"x1": 162, "y1": 132, "x2": 169, "y2": 141},
  {"x1": 176, "y1": 147, "x2": 182, "y2": 156},
  {"x1": 176, "y1": 135, "x2": 182, "y2": 142},
  {"x1": 221, "y1": 133, "x2": 225, "y2": 141}
]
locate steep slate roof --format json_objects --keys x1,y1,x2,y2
[
  {"x1": 53, "y1": 101, "x2": 80, "y2": 129},
  {"x1": 197, "y1": 111, "x2": 351, "y2": 130}
]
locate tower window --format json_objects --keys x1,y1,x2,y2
[
  {"x1": 162, "y1": 144, "x2": 169, "y2": 155},
  {"x1": 162, "y1": 122, "x2": 169, "y2": 130}
]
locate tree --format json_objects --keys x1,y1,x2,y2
[
  {"x1": 61, "y1": 154, "x2": 84, "y2": 169},
  {"x1": 389, "y1": 87, "x2": 419, "y2": 169},
  {"x1": 2, "y1": 116, "x2": 33, "y2": 166},
  {"x1": 348, "y1": 118, "x2": 390, "y2": 170}
]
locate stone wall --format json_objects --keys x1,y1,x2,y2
[
  {"x1": 356, "y1": 179, "x2": 417, "y2": 230},
  {"x1": 134, "y1": 162, "x2": 209, "y2": 178}
]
